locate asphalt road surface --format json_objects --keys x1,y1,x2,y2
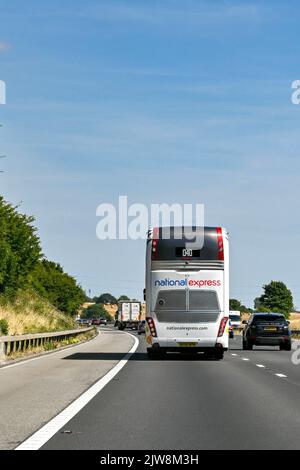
[
  {"x1": 0, "y1": 328, "x2": 134, "y2": 450},
  {"x1": 2, "y1": 329, "x2": 300, "y2": 450},
  {"x1": 38, "y1": 332, "x2": 300, "y2": 450}
]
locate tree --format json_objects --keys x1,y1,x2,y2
[
  {"x1": 229, "y1": 299, "x2": 242, "y2": 311},
  {"x1": 118, "y1": 295, "x2": 130, "y2": 302},
  {"x1": 95, "y1": 293, "x2": 117, "y2": 305},
  {"x1": 229, "y1": 298, "x2": 249, "y2": 313},
  {"x1": 0, "y1": 196, "x2": 88, "y2": 318},
  {"x1": 257, "y1": 281, "x2": 294, "y2": 318},
  {"x1": 30, "y1": 259, "x2": 86, "y2": 316},
  {"x1": 82, "y1": 303, "x2": 111, "y2": 320},
  {"x1": 254, "y1": 297, "x2": 262, "y2": 310},
  {"x1": 0, "y1": 197, "x2": 41, "y2": 294}
]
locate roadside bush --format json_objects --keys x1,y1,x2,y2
[
  {"x1": 0, "y1": 196, "x2": 41, "y2": 294},
  {"x1": 30, "y1": 259, "x2": 86, "y2": 316},
  {"x1": 0, "y1": 289, "x2": 76, "y2": 335},
  {"x1": 0, "y1": 195, "x2": 86, "y2": 332},
  {"x1": 0, "y1": 318, "x2": 9, "y2": 335}
]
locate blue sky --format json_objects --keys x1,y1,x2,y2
[{"x1": 0, "y1": 0, "x2": 300, "y2": 307}]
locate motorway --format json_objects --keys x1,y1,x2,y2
[
  {"x1": 0, "y1": 329, "x2": 135, "y2": 450},
  {"x1": 1, "y1": 328, "x2": 300, "y2": 450}
]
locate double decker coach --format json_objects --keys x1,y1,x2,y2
[{"x1": 144, "y1": 226, "x2": 229, "y2": 360}]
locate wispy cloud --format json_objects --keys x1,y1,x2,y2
[
  {"x1": 80, "y1": 1, "x2": 265, "y2": 27},
  {"x1": 0, "y1": 41, "x2": 11, "y2": 52},
  {"x1": 107, "y1": 66, "x2": 178, "y2": 78}
]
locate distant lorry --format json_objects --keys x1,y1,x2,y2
[
  {"x1": 229, "y1": 310, "x2": 241, "y2": 328},
  {"x1": 116, "y1": 301, "x2": 142, "y2": 330}
]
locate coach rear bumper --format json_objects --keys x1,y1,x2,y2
[
  {"x1": 152, "y1": 346, "x2": 228, "y2": 353},
  {"x1": 150, "y1": 337, "x2": 228, "y2": 351}
]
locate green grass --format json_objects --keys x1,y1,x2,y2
[{"x1": 0, "y1": 289, "x2": 76, "y2": 335}]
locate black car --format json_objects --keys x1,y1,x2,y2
[
  {"x1": 242, "y1": 313, "x2": 291, "y2": 351},
  {"x1": 137, "y1": 320, "x2": 146, "y2": 335}
]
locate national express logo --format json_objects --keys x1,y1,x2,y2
[{"x1": 154, "y1": 278, "x2": 222, "y2": 287}]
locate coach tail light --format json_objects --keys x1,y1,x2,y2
[
  {"x1": 146, "y1": 317, "x2": 157, "y2": 338},
  {"x1": 151, "y1": 227, "x2": 159, "y2": 260},
  {"x1": 218, "y1": 317, "x2": 229, "y2": 337},
  {"x1": 216, "y1": 227, "x2": 224, "y2": 261}
]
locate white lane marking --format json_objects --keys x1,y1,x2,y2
[
  {"x1": 256, "y1": 364, "x2": 266, "y2": 368},
  {"x1": 241, "y1": 357, "x2": 250, "y2": 361},
  {"x1": 231, "y1": 353, "x2": 238, "y2": 356},
  {"x1": 0, "y1": 330, "x2": 102, "y2": 371},
  {"x1": 275, "y1": 373, "x2": 287, "y2": 378},
  {"x1": 16, "y1": 332, "x2": 139, "y2": 450}
]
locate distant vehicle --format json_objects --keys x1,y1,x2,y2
[
  {"x1": 229, "y1": 320, "x2": 234, "y2": 339},
  {"x1": 138, "y1": 320, "x2": 146, "y2": 335},
  {"x1": 115, "y1": 301, "x2": 142, "y2": 330},
  {"x1": 78, "y1": 318, "x2": 92, "y2": 326},
  {"x1": 242, "y1": 313, "x2": 291, "y2": 351},
  {"x1": 145, "y1": 226, "x2": 229, "y2": 360},
  {"x1": 91, "y1": 318, "x2": 107, "y2": 326},
  {"x1": 229, "y1": 310, "x2": 241, "y2": 328}
]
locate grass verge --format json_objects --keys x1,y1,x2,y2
[{"x1": 0, "y1": 289, "x2": 76, "y2": 335}]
